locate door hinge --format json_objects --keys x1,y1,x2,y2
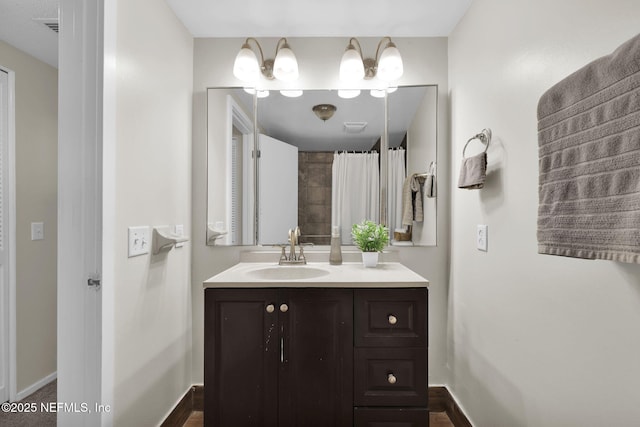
[
  {"x1": 252, "y1": 150, "x2": 261, "y2": 158},
  {"x1": 87, "y1": 275, "x2": 101, "y2": 288}
]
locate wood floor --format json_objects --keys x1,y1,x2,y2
[{"x1": 182, "y1": 410, "x2": 455, "y2": 426}]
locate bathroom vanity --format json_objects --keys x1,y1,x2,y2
[{"x1": 203, "y1": 262, "x2": 429, "y2": 427}]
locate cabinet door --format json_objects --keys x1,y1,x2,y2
[
  {"x1": 278, "y1": 289, "x2": 353, "y2": 427},
  {"x1": 204, "y1": 289, "x2": 279, "y2": 427}
]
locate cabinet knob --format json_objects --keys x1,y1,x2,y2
[
  {"x1": 280, "y1": 303, "x2": 289, "y2": 313},
  {"x1": 388, "y1": 314, "x2": 398, "y2": 325},
  {"x1": 387, "y1": 373, "x2": 397, "y2": 384},
  {"x1": 266, "y1": 304, "x2": 275, "y2": 313}
]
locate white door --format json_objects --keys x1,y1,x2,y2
[
  {"x1": 57, "y1": 0, "x2": 103, "y2": 425},
  {"x1": 0, "y1": 69, "x2": 10, "y2": 403},
  {"x1": 258, "y1": 134, "x2": 298, "y2": 244}
]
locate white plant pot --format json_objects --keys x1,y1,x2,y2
[{"x1": 362, "y1": 252, "x2": 379, "y2": 268}]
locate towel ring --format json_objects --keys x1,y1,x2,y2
[{"x1": 462, "y1": 128, "x2": 492, "y2": 158}]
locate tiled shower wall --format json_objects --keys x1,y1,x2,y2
[{"x1": 298, "y1": 152, "x2": 333, "y2": 245}]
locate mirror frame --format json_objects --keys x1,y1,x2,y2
[{"x1": 206, "y1": 84, "x2": 439, "y2": 247}]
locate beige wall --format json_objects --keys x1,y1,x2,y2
[
  {"x1": 192, "y1": 37, "x2": 451, "y2": 385},
  {"x1": 0, "y1": 40, "x2": 57, "y2": 393},
  {"x1": 109, "y1": 0, "x2": 193, "y2": 424},
  {"x1": 448, "y1": 1, "x2": 640, "y2": 425}
]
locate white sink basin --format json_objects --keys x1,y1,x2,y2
[{"x1": 247, "y1": 266, "x2": 331, "y2": 281}]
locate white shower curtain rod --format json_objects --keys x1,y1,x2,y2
[{"x1": 333, "y1": 149, "x2": 378, "y2": 154}]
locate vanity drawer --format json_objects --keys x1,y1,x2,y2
[
  {"x1": 355, "y1": 288, "x2": 427, "y2": 348},
  {"x1": 354, "y1": 407, "x2": 429, "y2": 427},
  {"x1": 354, "y1": 348, "x2": 427, "y2": 407}
]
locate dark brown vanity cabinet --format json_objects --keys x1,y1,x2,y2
[
  {"x1": 205, "y1": 286, "x2": 428, "y2": 427},
  {"x1": 204, "y1": 288, "x2": 353, "y2": 427},
  {"x1": 353, "y1": 288, "x2": 429, "y2": 426}
]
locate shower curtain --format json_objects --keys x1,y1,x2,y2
[
  {"x1": 331, "y1": 151, "x2": 379, "y2": 245},
  {"x1": 387, "y1": 148, "x2": 406, "y2": 233}
]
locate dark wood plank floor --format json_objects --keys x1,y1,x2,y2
[{"x1": 182, "y1": 410, "x2": 454, "y2": 426}]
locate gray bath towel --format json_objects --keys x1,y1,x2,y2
[
  {"x1": 537, "y1": 32, "x2": 640, "y2": 263},
  {"x1": 402, "y1": 174, "x2": 426, "y2": 226},
  {"x1": 457, "y1": 152, "x2": 487, "y2": 189}
]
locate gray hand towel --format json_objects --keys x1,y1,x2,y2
[
  {"x1": 458, "y1": 152, "x2": 487, "y2": 189},
  {"x1": 401, "y1": 174, "x2": 426, "y2": 226}
]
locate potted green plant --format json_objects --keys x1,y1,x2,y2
[{"x1": 351, "y1": 220, "x2": 390, "y2": 267}]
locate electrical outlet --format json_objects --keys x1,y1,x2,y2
[
  {"x1": 128, "y1": 226, "x2": 150, "y2": 257},
  {"x1": 477, "y1": 224, "x2": 488, "y2": 251},
  {"x1": 174, "y1": 224, "x2": 185, "y2": 248}
]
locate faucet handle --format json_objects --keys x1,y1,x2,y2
[
  {"x1": 298, "y1": 246, "x2": 307, "y2": 264},
  {"x1": 272, "y1": 244, "x2": 288, "y2": 262}
]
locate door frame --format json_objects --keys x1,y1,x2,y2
[
  {"x1": 226, "y1": 95, "x2": 254, "y2": 245},
  {"x1": 0, "y1": 65, "x2": 17, "y2": 403}
]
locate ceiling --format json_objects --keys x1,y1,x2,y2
[
  {"x1": 243, "y1": 86, "x2": 430, "y2": 151},
  {"x1": 0, "y1": 0, "x2": 471, "y2": 68},
  {"x1": 165, "y1": 0, "x2": 472, "y2": 38},
  {"x1": 0, "y1": 0, "x2": 59, "y2": 67}
]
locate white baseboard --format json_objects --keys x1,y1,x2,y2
[{"x1": 15, "y1": 371, "x2": 57, "y2": 401}]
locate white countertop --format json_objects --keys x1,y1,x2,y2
[{"x1": 203, "y1": 262, "x2": 429, "y2": 288}]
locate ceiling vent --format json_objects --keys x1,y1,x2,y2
[
  {"x1": 33, "y1": 18, "x2": 59, "y2": 34},
  {"x1": 343, "y1": 122, "x2": 368, "y2": 134}
]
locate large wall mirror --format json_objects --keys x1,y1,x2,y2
[{"x1": 206, "y1": 85, "x2": 437, "y2": 247}]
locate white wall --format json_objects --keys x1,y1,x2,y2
[
  {"x1": 192, "y1": 37, "x2": 451, "y2": 385},
  {"x1": 448, "y1": 1, "x2": 640, "y2": 425},
  {"x1": 106, "y1": 0, "x2": 193, "y2": 424},
  {"x1": 407, "y1": 86, "x2": 438, "y2": 246},
  {"x1": 0, "y1": 40, "x2": 57, "y2": 394}
]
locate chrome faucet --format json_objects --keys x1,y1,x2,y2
[{"x1": 289, "y1": 226, "x2": 300, "y2": 261}]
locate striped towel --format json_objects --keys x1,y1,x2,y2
[{"x1": 537, "y1": 32, "x2": 640, "y2": 263}]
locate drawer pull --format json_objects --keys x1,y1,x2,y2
[
  {"x1": 280, "y1": 303, "x2": 289, "y2": 313},
  {"x1": 388, "y1": 314, "x2": 398, "y2": 325},
  {"x1": 387, "y1": 373, "x2": 397, "y2": 384},
  {"x1": 266, "y1": 304, "x2": 275, "y2": 313}
]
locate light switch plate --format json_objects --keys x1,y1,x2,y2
[
  {"x1": 31, "y1": 222, "x2": 44, "y2": 241},
  {"x1": 128, "y1": 226, "x2": 150, "y2": 257},
  {"x1": 174, "y1": 224, "x2": 185, "y2": 248},
  {"x1": 477, "y1": 224, "x2": 488, "y2": 251}
]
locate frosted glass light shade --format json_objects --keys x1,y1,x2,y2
[
  {"x1": 340, "y1": 46, "x2": 365, "y2": 81},
  {"x1": 280, "y1": 89, "x2": 304, "y2": 98},
  {"x1": 244, "y1": 87, "x2": 269, "y2": 98},
  {"x1": 338, "y1": 89, "x2": 361, "y2": 99},
  {"x1": 377, "y1": 43, "x2": 403, "y2": 81},
  {"x1": 273, "y1": 46, "x2": 299, "y2": 81},
  {"x1": 233, "y1": 45, "x2": 260, "y2": 82}
]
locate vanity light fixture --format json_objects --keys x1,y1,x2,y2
[
  {"x1": 233, "y1": 37, "x2": 299, "y2": 83},
  {"x1": 338, "y1": 89, "x2": 361, "y2": 99},
  {"x1": 243, "y1": 87, "x2": 270, "y2": 98},
  {"x1": 369, "y1": 86, "x2": 398, "y2": 98},
  {"x1": 312, "y1": 104, "x2": 337, "y2": 122},
  {"x1": 370, "y1": 88, "x2": 387, "y2": 98},
  {"x1": 339, "y1": 37, "x2": 404, "y2": 83},
  {"x1": 280, "y1": 89, "x2": 304, "y2": 98},
  {"x1": 338, "y1": 89, "x2": 360, "y2": 99}
]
